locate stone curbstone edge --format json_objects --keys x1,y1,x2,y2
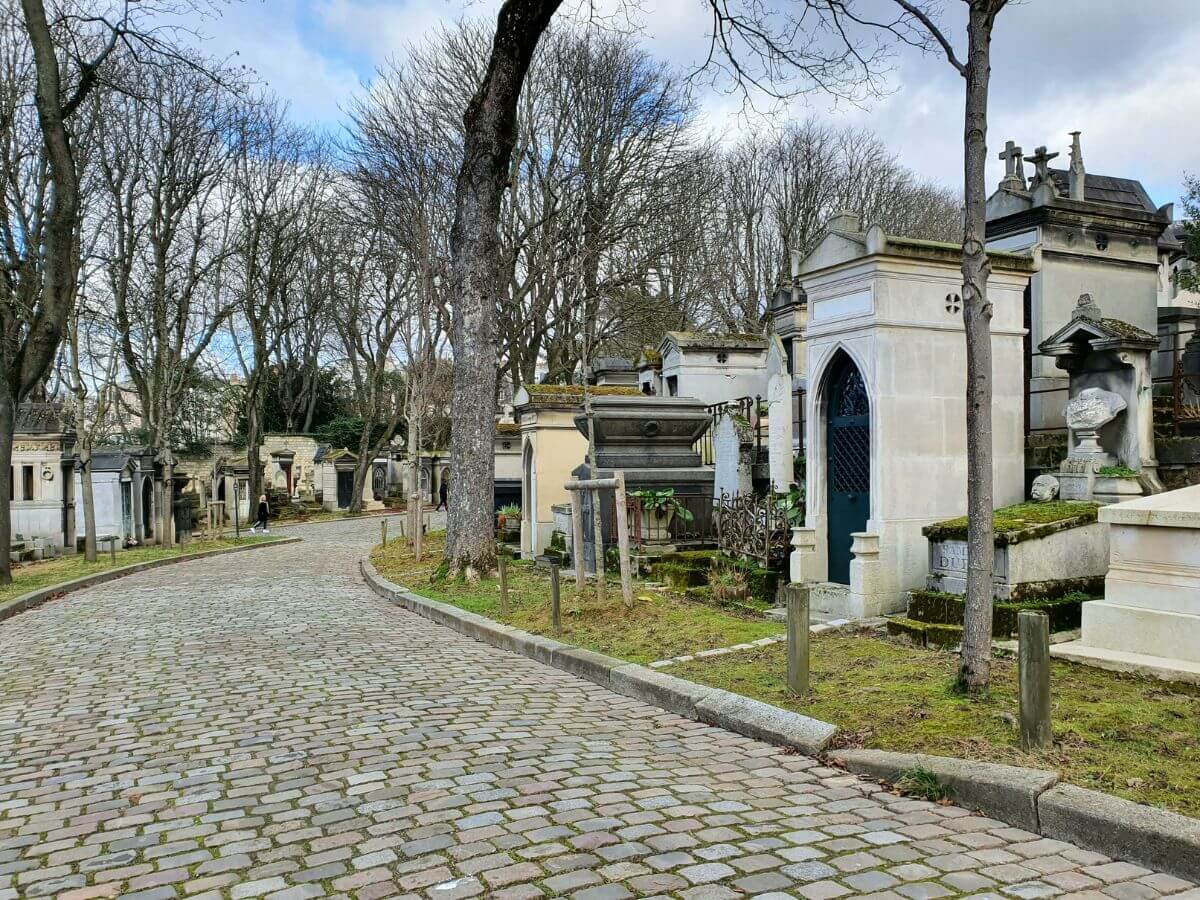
[
  {"x1": 829, "y1": 748, "x2": 1056, "y2": 834},
  {"x1": 359, "y1": 556, "x2": 837, "y2": 755},
  {"x1": 1038, "y1": 783, "x2": 1200, "y2": 882},
  {"x1": 361, "y1": 555, "x2": 1200, "y2": 883},
  {"x1": 0, "y1": 537, "x2": 302, "y2": 624},
  {"x1": 830, "y1": 748, "x2": 1200, "y2": 882}
]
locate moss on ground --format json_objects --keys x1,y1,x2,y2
[
  {"x1": 0, "y1": 535, "x2": 281, "y2": 607},
  {"x1": 670, "y1": 632, "x2": 1200, "y2": 818},
  {"x1": 371, "y1": 534, "x2": 783, "y2": 665}
]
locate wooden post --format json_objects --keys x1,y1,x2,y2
[
  {"x1": 408, "y1": 493, "x2": 418, "y2": 548},
  {"x1": 570, "y1": 488, "x2": 586, "y2": 593},
  {"x1": 613, "y1": 473, "x2": 633, "y2": 609},
  {"x1": 1018, "y1": 610, "x2": 1053, "y2": 750},
  {"x1": 550, "y1": 562, "x2": 561, "y2": 636},
  {"x1": 590, "y1": 488, "x2": 606, "y2": 604},
  {"x1": 109, "y1": 538, "x2": 116, "y2": 565},
  {"x1": 786, "y1": 584, "x2": 810, "y2": 697},
  {"x1": 381, "y1": 518, "x2": 387, "y2": 548},
  {"x1": 498, "y1": 552, "x2": 509, "y2": 617}
]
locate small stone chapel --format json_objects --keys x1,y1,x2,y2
[{"x1": 788, "y1": 214, "x2": 1037, "y2": 619}]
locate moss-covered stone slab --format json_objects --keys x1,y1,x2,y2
[{"x1": 922, "y1": 501, "x2": 1101, "y2": 546}]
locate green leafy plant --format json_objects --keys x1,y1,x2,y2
[
  {"x1": 774, "y1": 487, "x2": 805, "y2": 526},
  {"x1": 631, "y1": 487, "x2": 694, "y2": 523},
  {"x1": 1096, "y1": 465, "x2": 1138, "y2": 478},
  {"x1": 498, "y1": 503, "x2": 521, "y2": 518}
]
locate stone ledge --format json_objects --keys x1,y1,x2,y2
[
  {"x1": 360, "y1": 557, "x2": 837, "y2": 757},
  {"x1": 1051, "y1": 641, "x2": 1200, "y2": 685},
  {"x1": 1038, "y1": 784, "x2": 1200, "y2": 882},
  {"x1": 0, "y1": 537, "x2": 302, "y2": 624},
  {"x1": 829, "y1": 749, "x2": 1057, "y2": 833}
]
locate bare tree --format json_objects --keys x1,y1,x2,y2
[
  {"x1": 227, "y1": 100, "x2": 329, "y2": 503},
  {"x1": 0, "y1": 0, "x2": 215, "y2": 580},
  {"x1": 98, "y1": 63, "x2": 240, "y2": 545},
  {"x1": 702, "y1": 0, "x2": 1010, "y2": 692}
]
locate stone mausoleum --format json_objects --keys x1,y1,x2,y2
[{"x1": 789, "y1": 215, "x2": 1036, "y2": 618}]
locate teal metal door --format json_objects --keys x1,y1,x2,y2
[{"x1": 826, "y1": 357, "x2": 870, "y2": 585}]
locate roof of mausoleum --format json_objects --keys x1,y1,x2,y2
[
  {"x1": 660, "y1": 331, "x2": 768, "y2": 352},
  {"x1": 15, "y1": 402, "x2": 71, "y2": 436},
  {"x1": 513, "y1": 383, "x2": 642, "y2": 411}
]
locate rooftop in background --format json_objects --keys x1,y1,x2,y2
[
  {"x1": 15, "y1": 402, "x2": 70, "y2": 436},
  {"x1": 1047, "y1": 169, "x2": 1158, "y2": 214},
  {"x1": 661, "y1": 331, "x2": 768, "y2": 352}
]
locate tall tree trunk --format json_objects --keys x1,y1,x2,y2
[
  {"x1": 445, "y1": 0, "x2": 563, "y2": 578},
  {"x1": 0, "y1": 0, "x2": 84, "y2": 582},
  {"x1": 0, "y1": 389, "x2": 13, "y2": 585},
  {"x1": 79, "y1": 445, "x2": 97, "y2": 562},
  {"x1": 957, "y1": 1, "x2": 998, "y2": 693},
  {"x1": 246, "y1": 395, "x2": 263, "y2": 508}
]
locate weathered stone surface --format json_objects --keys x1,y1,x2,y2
[
  {"x1": 609, "y1": 663, "x2": 715, "y2": 718},
  {"x1": 694, "y1": 690, "x2": 837, "y2": 754}
]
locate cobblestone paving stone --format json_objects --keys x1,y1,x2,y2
[{"x1": 0, "y1": 518, "x2": 1194, "y2": 900}]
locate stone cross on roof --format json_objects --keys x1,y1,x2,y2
[
  {"x1": 1026, "y1": 146, "x2": 1060, "y2": 188},
  {"x1": 998, "y1": 140, "x2": 1026, "y2": 189}
]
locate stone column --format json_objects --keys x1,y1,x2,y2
[
  {"x1": 848, "y1": 531, "x2": 885, "y2": 618},
  {"x1": 768, "y1": 372, "x2": 794, "y2": 493}
]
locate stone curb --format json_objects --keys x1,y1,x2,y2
[
  {"x1": 360, "y1": 556, "x2": 1200, "y2": 882},
  {"x1": 829, "y1": 748, "x2": 1200, "y2": 882},
  {"x1": 0, "y1": 537, "x2": 301, "y2": 624},
  {"x1": 1038, "y1": 783, "x2": 1200, "y2": 882},
  {"x1": 829, "y1": 748, "x2": 1057, "y2": 833},
  {"x1": 359, "y1": 557, "x2": 837, "y2": 756}
]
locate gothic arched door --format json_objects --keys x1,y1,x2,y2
[{"x1": 825, "y1": 355, "x2": 870, "y2": 585}]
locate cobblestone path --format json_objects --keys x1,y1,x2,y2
[{"x1": 0, "y1": 519, "x2": 1193, "y2": 900}]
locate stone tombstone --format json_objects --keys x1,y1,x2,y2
[
  {"x1": 1039, "y1": 294, "x2": 1162, "y2": 503},
  {"x1": 712, "y1": 411, "x2": 753, "y2": 500},
  {"x1": 765, "y1": 333, "x2": 794, "y2": 493}
]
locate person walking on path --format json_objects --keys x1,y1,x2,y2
[
  {"x1": 251, "y1": 494, "x2": 270, "y2": 533},
  {"x1": 437, "y1": 471, "x2": 449, "y2": 511}
]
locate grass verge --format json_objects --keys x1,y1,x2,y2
[
  {"x1": 370, "y1": 533, "x2": 783, "y2": 666},
  {"x1": 669, "y1": 632, "x2": 1200, "y2": 818},
  {"x1": 1, "y1": 535, "x2": 282, "y2": 607}
]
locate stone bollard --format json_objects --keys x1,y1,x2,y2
[
  {"x1": 1018, "y1": 609, "x2": 1053, "y2": 750},
  {"x1": 550, "y1": 563, "x2": 562, "y2": 637},
  {"x1": 786, "y1": 583, "x2": 810, "y2": 697},
  {"x1": 498, "y1": 552, "x2": 509, "y2": 617},
  {"x1": 109, "y1": 538, "x2": 116, "y2": 565}
]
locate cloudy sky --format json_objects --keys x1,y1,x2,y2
[{"x1": 183, "y1": 0, "x2": 1198, "y2": 208}]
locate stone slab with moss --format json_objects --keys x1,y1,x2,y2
[
  {"x1": 668, "y1": 631, "x2": 1200, "y2": 819},
  {"x1": 371, "y1": 534, "x2": 783, "y2": 666},
  {"x1": 924, "y1": 501, "x2": 1107, "y2": 601}
]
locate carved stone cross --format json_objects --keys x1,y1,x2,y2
[
  {"x1": 999, "y1": 140, "x2": 1022, "y2": 176},
  {"x1": 1026, "y1": 146, "x2": 1060, "y2": 187},
  {"x1": 998, "y1": 140, "x2": 1027, "y2": 189}
]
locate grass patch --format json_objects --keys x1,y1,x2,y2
[
  {"x1": 896, "y1": 767, "x2": 947, "y2": 802},
  {"x1": 0, "y1": 535, "x2": 281, "y2": 607},
  {"x1": 670, "y1": 632, "x2": 1200, "y2": 818},
  {"x1": 922, "y1": 501, "x2": 1100, "y2": 544},
  {"x1": 370, "y1": 533, "x2": 783, "y2": 665}
]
